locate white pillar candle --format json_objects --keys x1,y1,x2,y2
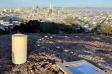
[{"x1": 12, "y1": 34, "x2": 27, "y2": 64}]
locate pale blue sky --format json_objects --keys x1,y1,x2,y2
[{"x1": 0, "y1": 0, "x2": 112, "y2": 8}]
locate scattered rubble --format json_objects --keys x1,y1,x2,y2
[{"x1": 0, "y1": 34, "x2": 112, "y2": 74}]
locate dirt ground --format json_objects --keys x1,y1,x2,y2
[{"x1": 0, "y1": 33, "x2": 112, "y2": 74}]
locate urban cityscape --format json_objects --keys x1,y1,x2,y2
[{"x1": 0, "y1": 7, "x2": 112, "y2": 34}]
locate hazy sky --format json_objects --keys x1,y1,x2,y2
[{"x1": 0, "y1": 0, "x2": 112, "y2": 8}]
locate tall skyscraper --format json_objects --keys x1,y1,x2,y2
[{"x1": 49, "y1": 0, "x2": 53, "y2": 15}]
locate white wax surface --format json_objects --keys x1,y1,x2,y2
[{"x1": 12, "y1": 34, "x2": 27, "y2": 64}]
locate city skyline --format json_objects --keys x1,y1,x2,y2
[{"x1": 0, "y1": 0, "x2": 112, "y2": 8}]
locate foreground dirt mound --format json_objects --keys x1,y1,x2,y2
[
  {"x1": 10, "y1": 52, "x2": 63, "y2": 74},
  {"x1": 0, "y1": 34, "x2": 112, "y2": 74}
]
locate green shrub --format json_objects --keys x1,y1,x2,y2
[
  {"x1": 18, "y1": 20, "x2": 40, "y2": 33},
  {"x1": 13, "y1": 20, "x2": 85, "y2": 34},
  {"x1": 99, "y1": 23, "x2": 112, "y2": 35},
  {"x1": 61, "y1": 24, "x2": 84, "y2": 34},
  {"x1": 39, "y1": 22, "x2": 59, "y2": 34}
]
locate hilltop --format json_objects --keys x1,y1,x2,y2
[{"x1": 0, "y1": 34, "x2": 112, "y2": 74}]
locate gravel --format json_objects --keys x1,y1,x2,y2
[{"x1": 0, "y1": 33, "x2": 112, "y2": 74}]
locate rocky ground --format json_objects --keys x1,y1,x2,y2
[{"x1": 0, "y1": 33, "x2": 112, "y2": 74}]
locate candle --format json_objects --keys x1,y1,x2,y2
[{"x1": 12, "y1": 34, "x2": 27, "y2": 64}]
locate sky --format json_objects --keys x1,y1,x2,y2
[{"x1": 0, "y1": 0, "x2": 112, "y2": 8}]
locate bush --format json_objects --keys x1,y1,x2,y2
[
  {"x1": 99, "y1": 23, "x2": 112, "y2": 35},
  {"x1": 14, "y1": 20, "x2": 40, "y2": 33},
  {"x1": 39, "y1": 22, "x2": 59, "y2": 34},
  {"x1": 60, "y1": 24, "x2": 84, "y2": 34},
  {"x1": 12, "y1": 20, "x2": 84, "y2": 34},
  {"x1": 92, "y1": 25, "x2": 101, "y2": 34}
]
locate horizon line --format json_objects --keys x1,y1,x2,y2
[{"x1": 0, "y1": 6, "x2": 112, "y2": 9}]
